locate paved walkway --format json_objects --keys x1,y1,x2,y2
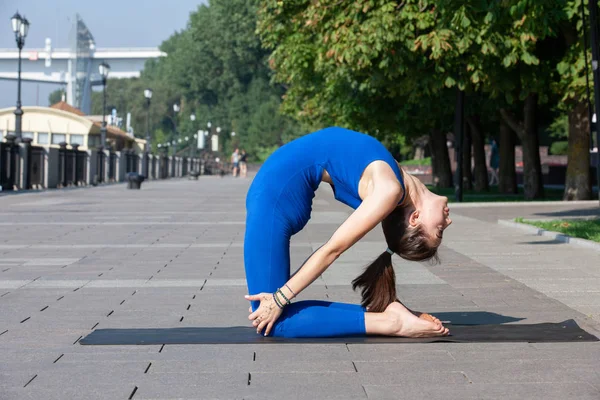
[{"x1": 0, "y1": 176, "x2": 599, "y2": 399}]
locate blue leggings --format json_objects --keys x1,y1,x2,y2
[{"x1": 244, "y1": 202, "x2": 366, "y2": 338}]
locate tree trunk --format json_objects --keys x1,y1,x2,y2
[
  {"x1": 500, "y1": 93, "x2": 544, "y2": 199},
  {"x1": 498, "y1": 118, "x2": 517, "y2": 194},
  {"x1": 522, "y1": 93, "x2": 544, "y2": 199},
  {"x1": 462, "y1": 121, "x2": 473, "y2": 190},
  {"x1": 564, "y1": 99, "x2": 592, "y2": 200},
  {"x1": 466, "y1": 116, "x2": 488, "y2": 192},
  {"x1": 429, "y1": 129, "x2": 453, "y2": 188}
]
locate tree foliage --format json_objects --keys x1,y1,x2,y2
[{"x1": 48, "y1": 0, "x2": 303, "y2": 161}]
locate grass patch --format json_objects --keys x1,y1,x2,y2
[
  {"x1": 401, "y1": 157, "x2": 431, "y2": 166},
  {"x1": 426, "y1": 185, "x2": 567, "y2": 203},
  {"x1": 515, "y1": 218, "x2": 600, "y2": 243}
]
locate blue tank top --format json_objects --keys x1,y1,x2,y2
[{"x1": 249, "y1": 127, "x2": 406, "y2": 211}]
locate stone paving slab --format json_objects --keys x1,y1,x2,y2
[{"x1": 1, "y1": 177, "x2": 600, "y2": 399}]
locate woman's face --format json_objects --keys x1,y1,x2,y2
[{"x1": 412, "y1": 190, "x2": 452, "y2": 243}]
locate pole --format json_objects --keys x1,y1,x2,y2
[
  {"x1": 101, "y1": 78, "x2": 107, "y2": 148},
  {"x1": 454, "y1": 88, "x2": 465, "y2": 202},
  {"x1": 588, "y1": 0, "x2": 600, "y2": 203},
  {"x1": 146, "y1": 98, "x2": 151, "y2": 152},
  {"x1": 144, "y1": 98, "x2": 151, "y2": 177},
  {"x1": 172, "y1": 119, "x2": 177, "y2": 157},
  {"x1": 14, "y1": 45, "x2": 23, "y2": 140}
]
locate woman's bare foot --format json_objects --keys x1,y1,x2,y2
[
  {"x1": 383, "y1": 302, "x2": 449, "y2": 338},
  {"x1": 416, "y1": 312, "x2": 441, "y2": 325},
  {"x1": 393, "y1": 299, "x2": 441, "y2": 325}
]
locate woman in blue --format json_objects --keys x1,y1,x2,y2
[{"x1": 244, "y1": 127, "x2": 452, "y2": 338}]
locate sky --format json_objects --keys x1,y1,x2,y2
[{"x1": 0, "y1": 0, "x2": 205, "y2": 108}]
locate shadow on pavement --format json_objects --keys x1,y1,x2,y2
[
  {"x1": 517, "y1": 239, "x2": 566, "y2": 245},
  {"x1": 432, "y1": 311, "x2": 525, "y2": 325},
  {"x1": 533, "y1": 207, "x2": 600, "y2": 219}
]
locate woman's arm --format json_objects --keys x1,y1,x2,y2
[{"x1": 283, "y1": 179, "x2": 402, "y2": 297}]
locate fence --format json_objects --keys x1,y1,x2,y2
[
  {"x1": 0, "y1": 136, "x2": 19, "y2": 191},
  {"x1": 0, "y1": 137, "x2": 209, "y2": 192}
]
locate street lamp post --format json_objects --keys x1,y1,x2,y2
[
  {"x1": 98, "y1": 62, "x2": 110, "y2": 148},
  {"x1": 190, "y1": 113, "x2": 196, "y2": 160},
  {"x1": 192, "y1": 133, "x2": 198, "y2": 158},
  {"x1": 143, "y1": 89, "x2": 153, "y2": 178},
  {"x1": 11, "y1": 12, "x2": 30, "y2": 140},
  {"x1": 207, "y1": 121, "x2": 212, "y2": 153},
  {"x1": 172, "y1": 104, "x2": 180, "y2": 156},
  {"x1": 216, "y1": 126, "x2": 221, "y2": 152},
  {"x1": 96, "y1": 61, "x2": 110, "y2": 184}
]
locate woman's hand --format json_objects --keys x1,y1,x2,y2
[{"x1": 245, "y1": 293, "x2": 283, "y2": 336}]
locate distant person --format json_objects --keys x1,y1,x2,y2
[
  {"x1": 231, "y1": 148, "x2": 240, "y2": 177},
  {"x1": 239, "y1": 149, "x2": 248, "y2": 178},
  {"x1": 489, "y1": 138, "x2": 499, "y2": 186}
]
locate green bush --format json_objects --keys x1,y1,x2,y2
[
  {"x1": 401, "y1": 157, "x2": 431, "y2": 166},
  {"x1": 548, "y1": 115, "x2": 568, "y2": 140},
  {"x1": 550, "y1": 141, "x2": 568, "y2": 155}
]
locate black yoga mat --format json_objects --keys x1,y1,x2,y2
[{"x1": 80, "y1": 319, "x2": 598, "y2": 345}]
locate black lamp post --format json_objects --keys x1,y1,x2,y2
[
  {"x1": 95, "y1": 61, "x2": 110, "y2": 184},
  {"x1": 98, "y1": 61, "x2": 110, "y2": 148},
  {"x1": 143, "y1": 88, "x2": 153, "y2": 177},
  {"x1": 190, "y1": 113, "x2": 196, "y2": 159},
  {"x1": 207, "y1": 121, "x2": 212, "y2": 153},
  {"x1": 11, "y1": 12, "x2": 30, "y2": 141},
  {"x1": 172, "y1": 104, "x2": 180, "y2": 156}
]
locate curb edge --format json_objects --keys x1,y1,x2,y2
[{"x1": 498, "y1": 219, "x2": 600, "y2": 252}]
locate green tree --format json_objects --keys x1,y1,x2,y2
[
  {"x1": 84, "y1": 0, "x2": 302, "y2": 161},
  {"x1": 552, "y1": 0, "x2": 593, "y2": 200},
  {"x1": 258, "y1": 0, "x2": 571, "y2": 198},
  {"x1": 48, "y1": 88, "x2": 65, "y2": 106}
]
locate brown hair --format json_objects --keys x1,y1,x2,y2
[{"x1": 351, "y1": 206, "x2": 440, "y2": 312}]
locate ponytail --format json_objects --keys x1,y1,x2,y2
[
  {"x1": 352, "y1": 206, "x2": 441, "y2": 313},
  {"x1": 351, "y1": 251, "x2": 397, "y2": 313}
]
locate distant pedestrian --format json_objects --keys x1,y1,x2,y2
[
  {"x1": 231, "y1": 148, "x2": 240, "y2": 177},
  {"x1": 239, "y1": 149, "x2": 248, "y2": 178},
  {"x1": 489, "y1": 138, "x2": 499, "y2": 186}
]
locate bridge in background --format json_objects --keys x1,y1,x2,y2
[{"x1": 0, "y1": 14, "x2": 165, "y2": 114}]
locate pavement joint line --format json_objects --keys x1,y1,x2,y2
[
  {"x1": 23, "y1": 374, "x2": 37, "y2": 388},
  {"x1": 498, "y1": 219, "x2": 600, "y2": 252},
  {"x1": 128, "y1": 386, "x2": 138, "y2": 400}
]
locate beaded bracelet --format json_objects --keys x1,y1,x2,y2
[
  {"x1": 277, "y1": 288, "x2": 291, "y2": 305},
  {"x1": 285, "y1": 284, "x2": 296, "y2": 297},
  {"x1": 272, "y1": 291, "x2": 285, "y2": 309}
]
